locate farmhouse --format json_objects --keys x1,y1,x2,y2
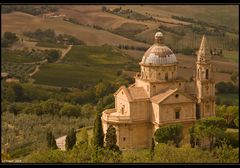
[
  {"x1": 102, "y1": 32, "x2": 215, "y2": 149},
  {"x1": 1, "y1": 72, "x2": 9, "y2": 79}
]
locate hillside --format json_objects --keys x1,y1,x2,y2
[
  {"x1": 2, "y1": 5, "x2": 239, "y2": 87},
  {"x1": 1, "y1": 11, "x2": 148, "y2": 47},
  {"x1": 1, "y1": 5, "x2": 239, "y2": 163},
  {"x1": 148, "y1": 5, "x2": 239, "y2": 30},
  {"x1": 33, "y1": 45, "x2": 137, "y2": 87}
]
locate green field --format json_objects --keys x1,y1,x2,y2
[
  {"x1": 33, "y1": 45, "x2": 137, "y2": 87},
  {"x1": 36, "y1": 42, "x2": 68, "y2": 49},
  {"x1": 223, "y1": 50, "x2": 239, "y2": 63},
  {"x1": 2, "y1": 49, "x2": 44, "y2": 63},
  {"x1": 63, "y1": 45, "x2": 131, "y2": 65}
]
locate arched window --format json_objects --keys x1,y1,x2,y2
[
  {"x1": 206, "y1": 69, "x2": 209, "y2": 79},
  {"x1": 165, "y1": 73, "x2": 168, "y2": 80},
  {"x1": 172, "y1": 72, "x2": 174, "y2": 79}
]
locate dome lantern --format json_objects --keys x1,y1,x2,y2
[{"x1": 154, "y1": 32, "x2": 163, "y2": 45}]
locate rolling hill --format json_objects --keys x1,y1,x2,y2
[{"x1": 1, "y1": 5, "x2": 239, "y2": 88}]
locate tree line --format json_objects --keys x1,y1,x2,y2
[
  {"x1": 102, "y1": 6, "x2": 154, "y2": 21},
  {"x1": 215, "y1": 81, "x2": 239, "y2": 94},
  {"x1": 38, "y1": 114, "x2": 238, "y2": 163},
  {"x1": 2, "y1": 81, "x2": 117, "y2": 118},
  {"x1": 1, "y1": 32, "x2": 19, "y2": 48},
  {"x1": 2, "y1": 5, "x2": 58, "y2": 16},
  {"x1": 23, "y1": 29, "x2": 85, "y2": 45},
  {"x1": 171, "y1": 15, "x2": 237, "y2": 34}
]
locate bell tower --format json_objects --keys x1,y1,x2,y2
[{"x1": 195, "y1": 35, "x2": 215, "y2": 119}]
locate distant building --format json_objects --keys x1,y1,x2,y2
[
  {"x1": 42, "y1": 12, "x2": 66, "y2": 19},
  {"x1": 1, "y1": 72, "x2": 9, "y2": 79},
  {"x1": 6, "y1": 78, "x2": 20, "y2": 83},
  {"x1": 62, "y1": 38, "x2": 69, "y2": 45},
  {"x1": 102, "y1": 32, "x2": 215, "y2": 149}
]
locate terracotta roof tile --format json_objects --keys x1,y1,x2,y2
[
  {"x1": 128, "y1": 87, "x2": 148, "y2": 100},
  {"x1": 150, "y1": 88, "x2": 177, "y2": 104}
]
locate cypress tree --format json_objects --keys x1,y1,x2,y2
[
  {"x1": 150, "y1": 138, "x2": 155, "y2": 160},
  {"x1": 93, "y1": 111, "x2": 104, "y2": 148},
  {"x1": 46, "y1": 131, "x2": 51, "y2": 148},
  {"x1": 105, "y1": 125, "x2": 120, "y2": 152},
  {"x1": 46, "y1": 131, "x2": 57, "y2": 149},
  {"x1": 189, "y1": 126, "x2": 196, "y2": 148},
  {"x1": 50, "y1": 134, "x2": 58, "y2": 149},
  {"x1": 65, "y1": 128, "x2": 76, "y2": 150}
]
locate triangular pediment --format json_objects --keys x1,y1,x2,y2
[
  {"x1": 151, "y1": 88, "x2": 196, "y2": 104},
  {"x1": 114, "y1": 86, "x2": 133, "y2": 102}
]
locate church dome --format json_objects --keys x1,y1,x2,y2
[{"x1": 140, "y1": 32, "x2": 177, "y2": 66}]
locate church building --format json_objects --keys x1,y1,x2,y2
[{"x1": 101, "y1": 32, "x2": 215, "y2": 149}]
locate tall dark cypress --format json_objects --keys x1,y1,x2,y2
[
  {"x1": 105, "y1": 125, "x2": 120, "y2": 152},
  {"x1": 46, "y1": 131, "x2": 57, "y2": 149},
  {"x1": 150, "y1": 138, "x2": 155, "y2": 160},
  {"x1": 93, "y1": 112, "x2": 104, "y2": 148},
  {"x1": 65, "y1": 128, "x2": 76, "y2": 150}
]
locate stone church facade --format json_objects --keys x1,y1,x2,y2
[{"x1": 101, "y1": 32, "x2": 215, "y2": 149}]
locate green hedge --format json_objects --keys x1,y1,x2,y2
[{"x1": 226, "y1": 131, "x2": 239, "y2": 148}]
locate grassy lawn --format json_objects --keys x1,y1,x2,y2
[
  {"x1": 33, "y1": 45, "x2": 137, "y2": 87},
  {"x1": 223, "y1": 50, "x2": 239, "y2": 63},
  {"x1": 216, "y1": 94, "x2": 239, "y2": 106},
  {"x1": 36, "y1": 42, "x2": 68, "y2": 49}
]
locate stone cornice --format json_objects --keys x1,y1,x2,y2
[{"x1": 139, "y1": 62, "x2": 178, "y2": 67}]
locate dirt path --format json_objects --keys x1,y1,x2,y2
[
  {"x1": 23, "y1": 59, "x2": 47, "y2": 65},
  {"x1": 56, "y1": 45, "x2": 73, "y2": 63},
  {"x1": 28, "y1": 45, "x2": 72, "y2": 79},
  {"x1": 29, "y1": 59, "x2": 48, "y2": 77}
]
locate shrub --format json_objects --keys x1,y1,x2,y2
[
  {"x1": 225, "y1": 130, "x2": 239, "y2": 148},
  {"x1": 215, "y1": 82, "x2": 238, "y2": 94},
  {"x1": 154, "y1": 123, "x2": 183, "y2": 147},
  {"x1": 194, "y1": 117, "x2": 227, "y2": 150},
  {"x1": 60, "y1": 103, "x2": 80, "y2": 118}
]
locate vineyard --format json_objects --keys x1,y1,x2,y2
[
  {"x1": 2, "y1": 62, "x2": 36, "y2": 80},
  {"x1": 2, "y1": 49, "x2": 46, "y2": 63}
]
